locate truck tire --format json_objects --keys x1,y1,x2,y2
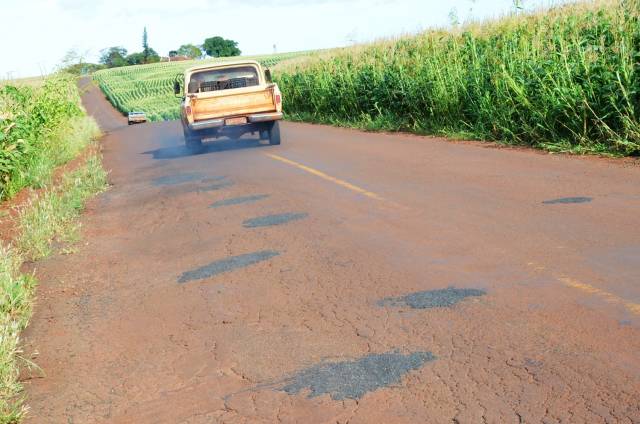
[
  {"x1": 268, "y1": 121, "x2": 281, "y2": 145},
  {"x1": 183, "y1": 128, "x2": 202, "y2": 152}
]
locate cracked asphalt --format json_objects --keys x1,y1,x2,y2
[{"x1": 22, "y1": 79, "x2": 640, "y2": 423}]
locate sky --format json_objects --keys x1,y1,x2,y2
[{"x1": 1, "y1": 0, "x2": 561, "y2": 78}]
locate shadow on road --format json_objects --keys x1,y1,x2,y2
[{"x1": 142, "y1": 137, "x2": 271, "y2": 160}]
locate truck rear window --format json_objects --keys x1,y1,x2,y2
[{"x1": 188, "y1": 66, "x2": 259, "y2": 93}]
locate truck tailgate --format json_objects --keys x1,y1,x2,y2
[{"x1": 192, "y1": 87, "x2": 276, "y2": 121}]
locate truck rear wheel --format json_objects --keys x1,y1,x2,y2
[
  {"x1": 268, "y1": 121, "x2": 281, "y2": 145},
  {"x1": 183, "y1": 128, "x2": 202, "y2": 152}
]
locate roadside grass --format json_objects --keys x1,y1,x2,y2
[
  {"x1": 5, "y1": 117, "x2": 100, "y2": 199},
  {"x1": 0, "y1": 244, "x2": 34, "y2": 424},
  {"x1": 17, "y1": 154, "x2": 107, "y2": 261},
  {"x1": 0, "y1": 152, "x2": 107, "y2": 422},
  {"x1": 0, "y1": 73, "x2": 108, "y2": 422},
  {"x1": 1, "y1": 74, "x2": 86, "y2": 201},
  {"x1": 275, "y1": 0, "x2": 640, "y2": 156}
]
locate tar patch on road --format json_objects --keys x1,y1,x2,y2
[
  {"x1": 152, "y1": 172, "x2": 206, "y2": 186},
  {"x1": 178, "y1": 250, "x2": 280, "y2": 283},
  {"x1": 192, "y1": 181, "x2": 234, "y2": 193},
  {"x1": 543, "y1": 197, "x2": 592, "y2": 205},
  {"x1": 379, "y1": 287, "x2": 486, "y2": 309},
  {"x1": 243, "y1": 212, "x2": 308, "y2": 228},
  {"x1": 201, "y1": 176, "x2": 227, "y2": 183},
  {"x1": 280, "y1": 351, "x2": 435, "y2": 400},
  {"x1": 210, "y1": 194, "x2": 270, "y2": 208}
]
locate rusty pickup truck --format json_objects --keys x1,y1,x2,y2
[{"x1": 174, "y1": 60, "x2": 283, "y2": 150}]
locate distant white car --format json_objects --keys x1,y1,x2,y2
[{"x1": 128, "y1": 111, "x2": 147, "y2": 125}]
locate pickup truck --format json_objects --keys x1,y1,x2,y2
[{"x1": 174, "y1": 60, "x2": 283, "y2": 150}]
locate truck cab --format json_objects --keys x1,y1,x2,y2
[{"x1": 174, "y1": 60, "x2": 283, "y2": 150}]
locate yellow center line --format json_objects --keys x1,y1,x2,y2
[
  {"x1": 558, "y1": 277, "x2": 640, "y2": 315},
  {"x1": 527, "y1": 262, "x2": 640, "y2": 315},
  {"x1": 266, "y1": 153, "x2": 385, "y2": 201}
]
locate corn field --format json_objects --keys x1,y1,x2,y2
[
  {"x1": 275, "y1": 0, "x2": 640, "y2": 155},
  {"x1": 93, "y1": 52, "x2": 311, "y2": 122}
]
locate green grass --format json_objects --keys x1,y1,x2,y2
[
  {"x1": 0, "y1": 244, "x2": 34, "y2": 424},
  {"x1": 0, "y1": 153, "x2": 106, "y2": 422},
  {"x1": 5, "y1": 117, "x2": 100, "y2": 198},
  {"x1": 274, "y1": 0, "x2": 640, "y2": 156},
  {"x1": 0, "y1": 73, "x2": 108, "y2": 421},
  {"x1": 1, "y1": 74, "x2": 88, "y2": 200},
  {"x1": 93, "y1": 52, "x2": 313, "y2": 121},
  {"x1": 17, "y1": 154, "x2": 107, "y2": 261}
]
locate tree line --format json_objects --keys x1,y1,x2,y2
[{"x1": 100, "y1": 28, "x2": 241, "y2": 68}]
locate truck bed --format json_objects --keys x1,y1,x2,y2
[{"x1": 191, "y1": 85, "x2": 277, "y2": 121}]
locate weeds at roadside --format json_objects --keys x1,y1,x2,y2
[
  {"x1": 1, "y1": 74, "x2": 88, "y2": 201},
  {"x1": 0, "y1": 153, "x2": 106, "y2": 422},
  {"x1": 17, "y1": 155, "x2": 107, "y2": 261},
  {"x1": 1, "y1": 73, "x2": 108, "y2": 422},
  {"x1": 0, "y1": 244, "x2": 34, "y2": 423},
  {"x1": 6, "y1": 117, "x2": 100, "y2": 197}
]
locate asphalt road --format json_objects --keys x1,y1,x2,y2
[{"x1": 23, "y1": 80, "x2": 640, "y2": 423}]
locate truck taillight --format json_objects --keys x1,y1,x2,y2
[
  {"x1": 275, "y1": 94, "x2": 281, "y2": 105},
  {"x1": 186, "y1": 106, "x2": 192, "y2": 116}
]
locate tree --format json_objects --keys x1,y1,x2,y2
[
  {"x1": 60, "y1": 48, "x2": 84, "y2": 68},
  {"x1": 177, "y1": 44, "x2": 203, "y2": 59},
  {"x1": 448, "y1": 7, "x2": 460, "y2": 26},
  {"x1": 59, "y1": 48, "x2": 103, "y2": 75},
  {"x1": 133, "y1": 27, "x2": 161, "y2": 64},
  {"x1": 142, "y1": 26, "x2": 150, "y2": 62},
  {"x1": 203, "y1": 36, "x2": 241, "y2": 58},
  {"x1": 145, "y1": 48, "x2": 160, "y2": 63},
  {"x1": 61, "y1": 62, "x2": 105, "y2": 76},
  {"x1": 126, "y1": 52, "x2": 146, "y2": 65},
  {"x1": 128, "y1": 50, "x2": 160, "y2": 65},
  {"x1": 100, "y1": 47, "x2": 128, "y2": 68},
  {"x1": 168, "y1": 50, "x2": 179, "y2": 58}
]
